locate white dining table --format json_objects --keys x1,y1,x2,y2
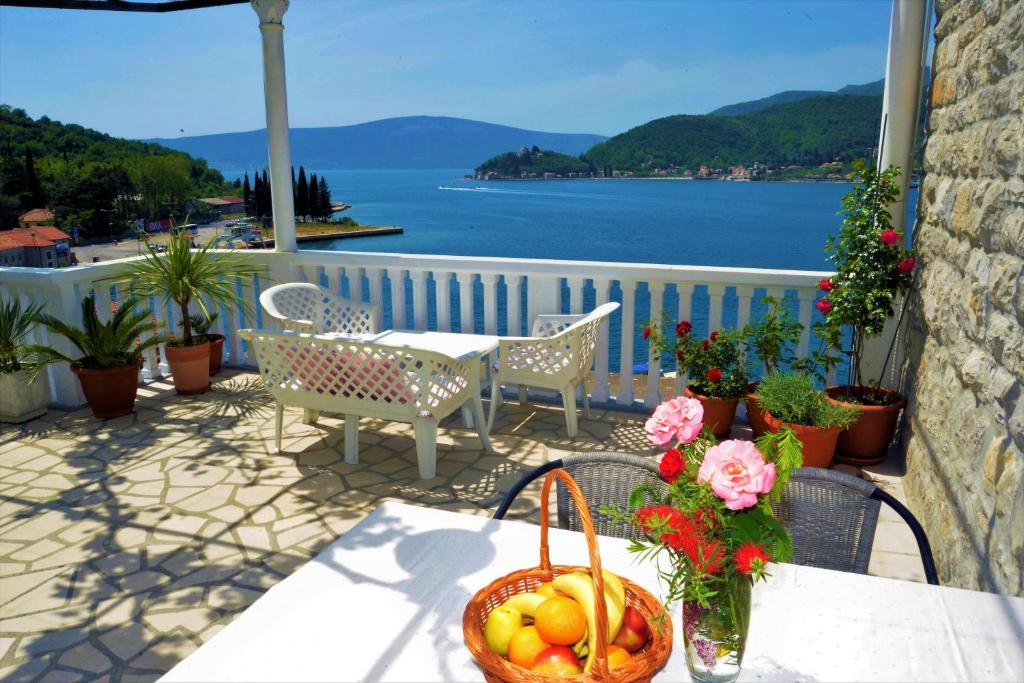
[{"x1": 161, "y1": 501, "x2": 1024, "y2": 683}]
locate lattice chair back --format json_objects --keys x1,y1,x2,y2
[
  {"x1": 239, "y1": 329, "x2": 472, "y2": 422},
  {"x1": 259, "y1": 282, "x2": 377, "y2": 336}
]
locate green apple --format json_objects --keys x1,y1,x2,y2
[{"x1": 483, "y1": 605, "x2": 523, "y2": 656}]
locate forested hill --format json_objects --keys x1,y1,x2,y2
[
  {"x1": 584, "y1": 94, "x2": 881, "y2": 172},
  {"x1": 709, "y1": 78, "x2": 884, "y2": 116},
  {"x1": 0, "y1": 105, "x2": 235, "y2": 234},
  {"x1": 474, "y1": 147, "x2": 594, "y2": 178}
]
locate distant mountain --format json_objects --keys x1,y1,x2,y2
[
  {"x1": 147, "y1": 116, "x2": 607, "y2": 171},
  {"x1": 585, "y1": 94, "x2": 882, "y2": 172},
  {"x1": 709, "y1": 78, "x2": 884, "y2": 116}
]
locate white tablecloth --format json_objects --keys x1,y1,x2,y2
[{"x1": 162, "y1": 501, "x2": 1024, "y2": 682}]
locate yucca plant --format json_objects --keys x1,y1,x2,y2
[
  {"x1": 104, "y1": 232, "x2": 265, "y2": 346},
  {"x1": 25, "y1": 295, "x2": 165, "y2": 371},
  {"x1": 0, "y1": 299, "x2": 46, "y2": 374}
]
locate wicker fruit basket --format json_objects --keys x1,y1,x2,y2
[{"x1": 463, "y1": 469, "x2": 673, "y2": 682}]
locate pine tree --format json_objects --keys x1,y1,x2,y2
[
  {"x1": 318, "y1": 177, "x2": 331, "y2": 220},
  {"x1": 243, "y1": 173, "x2": 252, "y2": 216},
  {"x1": 296, "y1": 166, "x2": 308, "y2": 219},
  {"x1": 307, "y1": 172, "x2": 319, "y2": 220}
]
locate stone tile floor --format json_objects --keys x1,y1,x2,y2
[{"x1": 0, "y1": 370, "x2": 927, "y2": 682}]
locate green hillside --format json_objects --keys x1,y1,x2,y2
[
  {"x1": 584, "y1": 94, "x2": 881, "y2": 172},
  {"x1": 474, "y1": 146, "x2": 594, "y2": 178},
  {"x1": 0, "y1": 105, "x2": 237, "y2": 234}
]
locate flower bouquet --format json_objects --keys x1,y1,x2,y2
[{"x1": 607, "y1": 395, "x2": 803, "y2": 683}]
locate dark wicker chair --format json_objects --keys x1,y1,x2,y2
[
  {"x1": 494, "y1": 453, "x2": 939, "y2": 585},
  {"x1": 492, "y1": 452, "x2": 667, "y2": 540}
]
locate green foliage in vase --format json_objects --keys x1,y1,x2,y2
[
  {"x1": 755, "y1": 372, "x2": 859, "y2": 429},
  {"x1": 742, "y1": 295, "x2": 802, "y2": 377}
]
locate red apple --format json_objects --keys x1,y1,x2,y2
[
  {"x1": 612, "y1": 606, "x2": 651, "y2": 653},
  {"x1": 531, "y1": 645, "x2": 582, "y2": 676}
]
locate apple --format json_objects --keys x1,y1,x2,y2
[
  {"x1": 483, "y1": 605, "x2": 522, "y2": 656},
  {"x1": 606, "y1": 644, "x2": 632, "y2": 670},
  {"x1": 531, "y1": 645, "x2": 582, "y2": 676},
  {"x1": 612, "y1": 606, "x2": 651, "y2": 653}
]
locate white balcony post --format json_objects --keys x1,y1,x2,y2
[{"x1": 252, "y1": 0, "x2": 297, "y2": 253}]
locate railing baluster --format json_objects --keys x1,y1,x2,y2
[
  {"x1": 481, "y1": 273, "x2": 498, "y2": 336},
  {"x1": 675, "y1": 283, "x2": 694, "y2": 395},
  {"x1": 348, "y1": 266, "x2": 364, "y2": 303},
  {"x1": 592, "y1": 277, "x2": 611, "y2": 403},
  {"x1": 366, "y1": 267, "x2": 385, "y2": 331},
  {"x1": 506, "y1": 274, "x2": 522, "y2": 337},
  {"x1": 224, "y1": 276, "x2": 242, "y2": 366},
  {"x1": 456, "y1": 272, "x2": 473, "y2": 334},
  {"x1": 389, "y1": 267, "x2": 406, "y2": 329},
  {"x1": 645, "y1": 282, "x2": 664, "y2": 408},
  {"x1": 707, "y1": 283, "x2": 725, "y2": 335},
  {"x1": 410, "y1": 269, "x2": 428, "y2": 330},
  {"x1": 327, "y1": 266, "x2": 343, "y2": 297},
  {"x1": 618, "y1": 280, "x2": 637, "y2": 406},
  {"x1": 736, "y1": 285, "x2": 754, "y2": 330},
  {"x1": 796, "y1": 287, "x2": 815, "y2": 360},
  {"x1": 433, "y1": 271, "x2": 451, "y2": 332},
  {"x1": 568, "y1": 276, "x2": 585, "y2": 314}
]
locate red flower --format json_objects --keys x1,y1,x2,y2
[
  {"x1": 659, "y1": 448, "x2": 685, "y2": 483},
  {"x1": 706, "y1": 368, "x2": 722, "y2": 383},
  {"x1": 676, "y1": 349, "x2": 685, "y2": 363},
  {"x1": 818, "y1": 278, "x2": 834, "y2": 292},
  {"x1": 635, "y1": 505, "x2": 690, "y2": 546},
  {"x1": 701, "y1": 339, "x2": 710, "y2": 351},
  {"x1": 899, "y1": 257, "x2": 916, "y2": 272},
  {"x1": 880, "y1": 229, "x2": 899, "y2": 245},
  {"x1": 709, "y1": 330, "x2": 719, "y2": 341},
  {"x1": 685, "y1": 538, "x2": 724, "y2": 574},
  {"x1": 675, "y1": 320, "x2": 692, "y2": 336},
  {"x1": 641, "y1": 326, "x2": 652, "y2": 339},
  {"x1": 816, "y1": 298, "x2": 832, "y2": 314},
  {"x1": 734, "y1": 542, "x2": 771, "y2": 576}
]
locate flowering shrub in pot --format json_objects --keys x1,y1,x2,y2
[
  {"x1": 740, "y1": 295, "x2": 803, "y2": 438},
  {"x1": 755, "y1": 372, "x2": 859, "y2": 468},
  {"x1": 643, "y1": 320, "x2": 747, "y2": 438},
  {"x1": 814, "y1": 161, "x2": 916, "y2": 464},
  {"x1": 608, "y1": 395, "x2": 803, "y2": 683}
]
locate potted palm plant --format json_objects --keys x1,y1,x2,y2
[
  {"x1": 181, "y1": 312, "x2": 225, "y2": 375},
  {"x1": 815, "y1": 161, "x2": 916, "y2": 464},
  {"x1": 27, "y1": 295, "x2": 164, "y2": 419},
  {"x1": 105, "y1": 233, "x2": 263, "y2": 394},
  {"x1": 756, "y1": 371, "x2": 859, "y2": 468},
  {"x1": 0, "y1": 299, "x2": 51, "y2": 423},
  {"x1": 741, "y1": 295, "x2": 802, "y2": 437}
]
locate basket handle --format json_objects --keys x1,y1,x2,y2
[{"x1": 539, "y1": 469, "x2": 611, "y2": 678}]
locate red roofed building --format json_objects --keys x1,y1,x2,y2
[
  {"x1": 17, "y1": 208, "x2": 55, "y2": 228},
  {"x1": 0, "y1": 226, "x2": 72, "y2": 268}
]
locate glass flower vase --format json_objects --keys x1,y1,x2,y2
[{"x1": 682, "y1": 579, "x2": 752, "y2": 683}]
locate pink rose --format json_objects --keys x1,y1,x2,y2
[
  {"x1": 697, "y1": 440, "x2": 776, "y2": 510},
  {"x1": 645, "y1": 396, "x2": 704, "y2": 446}
]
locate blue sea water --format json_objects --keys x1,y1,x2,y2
[{"x1": 224, "y1": 168, "x2": 917, "y2": 376}]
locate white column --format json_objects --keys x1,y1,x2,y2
[
  {"x1": 877, "y1": 0, "x2": 929, "y2": 234},
  {"x1": 252, "y1": 0, "x2": 297, "y2": 253}
]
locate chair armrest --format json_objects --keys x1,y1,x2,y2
[{"x1": 532, "y1": 313, "x2": 586, "y2": 338}]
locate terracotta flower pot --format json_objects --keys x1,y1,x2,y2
[
  {"x1": 207, "y1": 334, "x2": 225, "y2": 375},
  {"x1": 165, "y1": 341, "x2": 211, "y2": 395},
  {"x1": 826, "y1": 386, "x2": 906, "y2": 466},
  {"x1": 684, "y1": 386, "x2": 738, "y2": 439},
  {"x1": 763, "y1": 411, "x2": 843, "y2": 468},
  {"x1": 73, "y1": 363, "x2": 141, "y2": 419},
  {"x1": 743, "y1": 381, "x2": 768, "y2": 439}
]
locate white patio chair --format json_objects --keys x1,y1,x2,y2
[
  {"x1": 487, "y1": 302, "x2": 619, "y2": 437},
  {"x1": 259, "y1": 282, "x2": 377, "y2": 336},
  {"x1": 240, "y1": 329, "x2": 488, "y2": 479}
]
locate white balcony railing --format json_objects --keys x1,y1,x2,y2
[{"x1": 0, "y1": 249, "x2": 842, "y2": 411}]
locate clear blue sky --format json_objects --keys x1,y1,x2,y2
[{"x1": 0, "y1": 0, "x2": 894, "y2": 140}]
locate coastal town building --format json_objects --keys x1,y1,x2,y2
[
  {"x1": 16, "y1": 207, "x2": 54, "y2": 228},
  {"x1": 0, "y1": 225, "x2": 72, "y2": 267},
  {"x1": 196, "y1": 195, "x2": 246, "y2": 215}
]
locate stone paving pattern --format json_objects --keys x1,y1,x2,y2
[{"x1": 0, "y1": 371, "x2": 925, "y2": 681}]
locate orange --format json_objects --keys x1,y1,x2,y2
[
  {"x1": 507, "y1": 625, "x2": 550, "y2": 668},
  {"x1": 606, "y1": 644, "x2": 632, "y2": 670},
  {"x1": 534, "y1": 597, "x2": 587, "y2": 646}
]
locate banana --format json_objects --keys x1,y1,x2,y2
[
  {"x1": 552, "y1": 571, "x2": 626, "y2": 673},
  {"x1": 502, "y1": 592, "x2": 547, "y2": 618},
  {"x1": 571, "y1": 628, "x2": 589, "y2": 658}
]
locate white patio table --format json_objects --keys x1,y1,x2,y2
[
  {"x1": 328, "y1": 329, "x2": 499, "y2": 435},
  {"x1": 161, "y1": 501, "x2": 1024, "y2": 683}
]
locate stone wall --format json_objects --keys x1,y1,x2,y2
[{"x1": 902, "y1": 0, "x2": 1023, "y2": 594}]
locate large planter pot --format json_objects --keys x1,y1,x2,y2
[
  {"x1": 0, "y1": 369, "x2": 50, "y2": 423},
  {"x1": 165, "y1": 341, "x2": 211, "y2": 395},
  {"x1": 684, "y1": 387, "x2": 739, "y2": 439},
  {"x1": 207, "y1": 334, "x2": 225, "y2": 375},
  {"x1": 763, "y1": 411, "x2": 843, "y2": 468},
  {"x1": 73, "y1": 364, "x2": 141, "y2": 419},
  {"x1": 743, "y1": 381, "x2": 768, "y2": 439},
  {"x1": 826, "y1": 386, "x2": 906, "y2": 466}
]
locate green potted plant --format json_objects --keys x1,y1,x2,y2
[
  {"x1": 815, "y1": 160, "x2": 916, "y2": 464},
  {"x1": 105, "y1": 233, "x2": 262, "y2": 395},
  {"x1": 756, "y1": 371, "x2": 859, "y2": 468},
  {"x1": 181, "y1": 311, "x2": 225, "y2": 375},
  {"x1": 644, "y1": 319, "x2": 747, "y2": 438},
  {"x1": 741, "y1": 295, "x2": 803, "y2": 438},
  {"x1": 26, "y1": 295, "x2": 164, "y2": 419},
  {"x1": 0, "y1": 299, "x2": 51, "y2": 423}
]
